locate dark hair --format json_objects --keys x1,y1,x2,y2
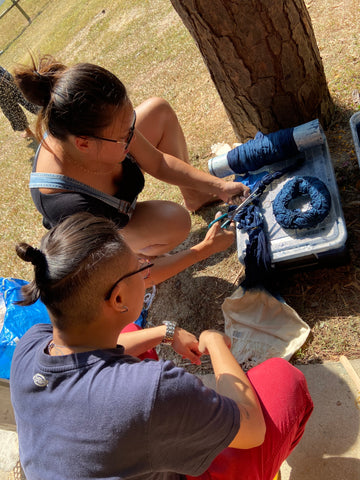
[
  {"x1": 14, "y1": 55, "x2": 128, "y2": 141},
  {"x1": 16, "y1": 213, "x2": 130, "y2": 329}
]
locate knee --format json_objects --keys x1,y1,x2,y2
[
  {"x1": 262, "y1": 357, "x2": 303, "y2": 379},
  {"x1": 140, "y1": 97, "x2": 177, "y2": 123},
  {"x1": 162, "y1": 201, "x2": 191, "y2": 236},
  {"x1": 138, "y1": 96, "x2": 170, "y2": 112},
  {"x1": 143, "y1": 96, "x2": 171, "y2": 111},
  {"x1": 135, "y1": 200, "x2": 191, "y2": 244},
  {"x1": 262, "y1": 358, "x2": 311, "y2": 400},
  {"x1": 262, "y1": 357, "x2": 292, "y2": 370},
  {"x1": 252, "y1": 358, "x2": 308, "y2": 391}
]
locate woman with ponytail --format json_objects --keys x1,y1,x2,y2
[
  {"x1": 13, "y1": 55, "x2": 249, "y2": 285},
  {"x1": 11, "y1": 212, "x2": 313, "y2": 480}
]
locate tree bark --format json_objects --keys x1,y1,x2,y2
[{"x1": 170, "y1": 0, "x2": 334, "y2": 140}]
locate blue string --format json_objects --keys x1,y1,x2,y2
[{"x1": 227, "y1": 128, "x2": 298, "y2": 173}]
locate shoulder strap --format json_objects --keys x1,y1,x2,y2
[{"x1": 29, "y1": 172, "x2": 137, "y2": 216}]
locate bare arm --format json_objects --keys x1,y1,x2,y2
[
  {"x1": 198, "y1": 330, "x2": 266, "y2": 449},
  {"x1": 118, "y1": 325, "x2": 202, "y2": 364},
  {"x1": 145, "y1": 213, "x2": 236, "y2": 286},
  {"x1": 130, "y1": 130, "x2": 250, "y2": 203}
]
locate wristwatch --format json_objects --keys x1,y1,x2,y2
[{"x1": 161, "y1": 320, "x2": 177, "y2": 345}]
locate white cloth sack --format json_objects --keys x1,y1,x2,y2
[{"x1": 222, "y1": 286, "x2": 310, "y2": 369}]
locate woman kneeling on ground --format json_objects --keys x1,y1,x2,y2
[
  {"x1": 11, "y1": 212, "x2": 313, "y2": 480},
  {"x1": 14, "y1": 56, "x2": 250, "y2": 285}
]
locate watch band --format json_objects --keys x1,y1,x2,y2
[{"x1": 161, "y1": 321, "x2": 177, "y2": 345}]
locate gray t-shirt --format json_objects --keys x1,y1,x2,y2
[{"x1": 10, "y1": 324, "x2": 240, "y2": 480}]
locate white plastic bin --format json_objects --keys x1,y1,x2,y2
[
  {"x1": 350, "y1": 111, "x2": 360, "y2": 168},
  {"x1": 234, "y1": 125, "x2": 348, "y2": 269}
]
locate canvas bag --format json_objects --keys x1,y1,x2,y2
[{"x1": 222, "y1": 286, "x2": 310, "y2": 370}]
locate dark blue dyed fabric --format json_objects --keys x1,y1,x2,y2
[
  {"x1": 232, "y1": 170, "x2": 286, "y2": 290},
  {"x1": 272, "y1": 176, "x2": 332, "y2": 229},
  {"x1": 233, "y1": 157, "x2": 305, "y2": 289},
  {"x1": 235, "y1": 200, "x2": 273, "y2": 290},
  {"x1": 227, "y1": 128, "x2": 298, "y2": 174}
]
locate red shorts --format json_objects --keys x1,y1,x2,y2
[
  {"x1": 120, "y1": 322, "x2": 159, "y2": 360},
  {"x1": 121, "y1": 325, "x2": 313, "y2": 480},
  {"x1": 187, "y1": 358, "x2": 313, "y2": 480}
]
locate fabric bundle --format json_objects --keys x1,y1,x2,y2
[
  {"x1": 273, "y1": 176, "x2": 332, "y2": 229},
  {"x1": 227, "y1": 128, "x2": 299, "y2": 174}
]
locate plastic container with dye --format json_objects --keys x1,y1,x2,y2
[
  {"x1": 209, "y1": 120, "x2": 348, "y2": 270},
  {"x1": 350, "y1": 111, "x2": 360, "y2": 169}
]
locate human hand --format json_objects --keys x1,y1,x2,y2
[
  {"x1": 198, "y1": 329, "x2": 232, "y2": 355},
  {"x1": 199, "y1": 211, "x2": 236, "y2": 256},
  {"x1": 218, "y1": 180, "x2": 250, "y2": 205},
  {"x1": 172, "y1": 327, "x2": 202, "y2": 365}
]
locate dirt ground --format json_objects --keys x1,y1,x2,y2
[{"x1": 148, "y1": 1, "x2": 360, "y2": 373}]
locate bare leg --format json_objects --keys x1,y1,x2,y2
[
  {"x1": 135, "y1": 97, "x2": 219, "y2": 212},
  {"x1": 121, "y1": 200, "x2": 191, "y2": 257}
]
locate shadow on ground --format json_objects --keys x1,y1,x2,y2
[{"x1": 283, "y1": 361, "x2": 360, "y2": 480}]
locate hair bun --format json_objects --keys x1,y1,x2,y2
[
  {"x1": 16, "y1": 243, "x2": 47, "y2": 267},
  {"x1": 14, "y1": 54, "x2": 67, "y2": 108},
  {"x1": 32, "y1": 70, "x2": 52, "y2": 106},
  {"x1": 14, "y1": 70, "x2": 50, "y2": 107},
  {"x1": 16, "y1": 242, "x2": 33, "y2": 262},
  {"x1": 16, "y1": 243, "x2": 49, "y2": 288}
]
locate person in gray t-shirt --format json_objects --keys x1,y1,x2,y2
[{"x1": 11, "y1": 212, "x2": 313, "y2": 480}]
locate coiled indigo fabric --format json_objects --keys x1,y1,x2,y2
[
  {"x1": 227, "y1": 128, "x2": 298, "y2": 174},
  {"x1": 272, "y1": 176, "x2": 332, "y2": 229}
]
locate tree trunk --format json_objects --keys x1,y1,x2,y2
[{"x1": 170, "y1": 0, "x2": 334, "y2": 140}]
